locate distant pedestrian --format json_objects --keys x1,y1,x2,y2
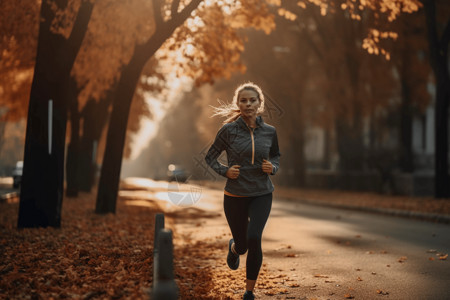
[{"x1": 205, "y1": 82, "x2": 281, "y2": 300}]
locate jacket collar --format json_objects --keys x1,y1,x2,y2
[{"x1": 236, "y1": 115, "x2": 264, "y2": 129}]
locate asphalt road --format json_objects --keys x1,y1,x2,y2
[
  {"x1": 126, "y1": 176, "x2": 448, "y2": 300},
  {"x1": 119, "y1": 178, "x2": 450, "y2": 299},
  {"x1": 261, "y1": 196, "x2": 450, "y2": 299}
]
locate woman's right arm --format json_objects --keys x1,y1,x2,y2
[{"x1": 205, "y1": 125, "x2": 230, "y2": 177}]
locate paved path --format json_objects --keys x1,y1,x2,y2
[
  {"x1": 263, "y1": 196, "x2": 450, "y2": 299},
  {"x1": 174, "y1": 184, "x2": 450, "y2": 299},
  {"x1": 121, "y1": 178, "x2": 450, "y2": 299}
]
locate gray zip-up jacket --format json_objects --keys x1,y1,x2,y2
[{"x1": 205, "y1": 116, "x2": 281, "y2": 197}]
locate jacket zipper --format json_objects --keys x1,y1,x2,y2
[{"x1": 249, "y1": 127, "x2": 255, "y2": 165}]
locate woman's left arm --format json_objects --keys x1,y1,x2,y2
[{"x1": 268, "y1": 130, "x2": 281, "y2": 175}]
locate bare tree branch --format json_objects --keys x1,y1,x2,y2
[
  {"x1": 67, "y1": 0, "x2": 94, "y2": 64},
  {"x1": 153, "y1": 0, "x2": 164, "y2": 28},
  {"x1": 423, "y1": 0, "x2": 440, "y2": 73},
  {"x1": 441, "y1": 18, "x2": 450, "y2": 61},
  {"x1": 299, "y1": 22, "x2": 324, "y2": 61},
  {"x1": 310, "y1": 7, "x2": 331, "y2": 50},
  {"x1": 169, "y1": 0, "x2": 203, "y2": 28},
  {"x1": 171, "y1": 0, "x2": 180, "y2": 17}
]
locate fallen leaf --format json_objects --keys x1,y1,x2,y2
[
  {"x1": 344, "y1": 293, "x2": 354, "y2": 299},
  {"x1": 377, "y1": 289, "x2": 389, "y2": 295},
  {"x1": 439, "y1": 254, "x2": 448, "y2": 260},
  {"x1": 285, "y1": 253, "x2": 298, "y2": 258},
  {"x1": 398, "y1": 256, "x2": 407, "y2": 263}
]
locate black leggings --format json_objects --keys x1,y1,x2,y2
[{"x1": 224, "y1": 193, "x2": 272, "y2": 280}]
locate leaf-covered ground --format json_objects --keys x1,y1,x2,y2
[
  {"x1": 275, "y1": 187, "x2": 450, "y2": 215},
  {"x1": 0, "y1": 193, "x2": 159, "y2": 299}
]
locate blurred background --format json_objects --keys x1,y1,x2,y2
[{"x1": 1, "y1": 0, "x2": 449, "y2": 198}]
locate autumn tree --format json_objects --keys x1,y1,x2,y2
[
  {"x1": 0, "y1": 1, "x2": 39, "y2": 121},
  {"x1": 309, "y1": 0, "x2": 449, "y2": 197},
  {"x1": 422, "y1": 0, "x2": 450, "y2": 198},
  {"x1": 93, "y1": 0, "x2": 203, "y2": 214},
  {"x1": 17, "y1": 0, "x2": 94, "y2": 228},
  {"x1": 63, "y1": 0, "x2": 164, "y2": 197},
  {"x1": 0, "y1": 1, "x2": 40, "y2": 164},
  {"x1": 327, "y1": 0, "x2": 449, "y2": 196},
  {"x1": 387, "y1": 10, "x2": 431, "y2": 173},
  {"x1": 95, "y1": 0, "x2": 275, "y2": 213},
  {"x1": 235, "y1": 12, "x2": 313, "y2": 186},
  {"x1": 271, "y1": 1, "x2": 403, "y2": 175}
]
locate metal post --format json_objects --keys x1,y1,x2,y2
[
  {"x1": 152, "y1": 229, "x2": 178, "y2": 300},
  {"x1": 154, "y1": 213, "x2": 165, "y2": 252},
  {"x1": 153, "y1": 213, "x2": 165, "y2": 289}
]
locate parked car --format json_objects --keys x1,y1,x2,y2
[
  {"x1": 12, "y1": 161, "x2": 23, "y2": 189},
  {"x1": 167, "y1": 164, "x2": 189, "y2": 183}
]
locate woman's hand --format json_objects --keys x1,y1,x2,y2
[
  {"x1": 226, "y1": 165, "x2": 241, "y2": 179},
  {"x1": 262, "y1": 159, "x2": 273, "y2": 174}
]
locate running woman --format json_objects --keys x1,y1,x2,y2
[{"x1": 205, "y1": 82, "x2": 281, "y2": 300}]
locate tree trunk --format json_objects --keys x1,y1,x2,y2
[
  {"x1": 66, "y1": 76, "x2": 81, "y2": 197},
  {"x1": 434, "y1": 68, "x2": 450, "y2": 197},
  {"x1": 95, "y1": 49, "x2": 146, "y2": 213},
  {"x1": 291, "y1": 132, "x2": 306, "y2": 186},
  {"x1": 95, "y1": 0, "x2": 202, "y2": 213},
  {"x1": 423, "y1": 0, "x2": 450, "y2": 198},
  {"x1": 335, "y1": 118, "x2": 364, "y2": 171},
  {"x1": 78, "y1": 98, "x2": 110, "y2": 192},
  {"x1": 17, "y1": 0, "x2": 93, "y2": 228},
  {"x1": 322, "y1": 126, "x2": 332, "y2": 170},
  {"x1": 0, "y1": 118, "x2": 7, "y2": 160},
  {"x1": 397, "y1": 19, "x2": 416, "y2": 174},
  {"x1": 399, "y1": 77, "x2": 414, "y2": 173},
  {"x1": 18, "y1": 57, "x2": 69, "y2": 227}
]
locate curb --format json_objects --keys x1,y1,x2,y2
[{"x1": 278, "y1": 196, "x2": 450, "y2": 224}]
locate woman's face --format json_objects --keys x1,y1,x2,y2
[{"x1": 238, "y1": 89, "x2": 260, "y2": 120}]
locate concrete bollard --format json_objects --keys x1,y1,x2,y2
[
  {"x1": 154, "y1": 213, "x2": 165, "y2": 252},
  {"x1": 152, "y1": 229, "x2": 178, "y2": 300},
  {"x1": 153, "y1": 213, "x2": 165, "y2": 289}
]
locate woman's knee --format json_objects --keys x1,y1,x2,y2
[
  {"x1": 235, "y1": 243, "x2": 248, "y2": 255},
  {"x1": 247, "y1": 234, "x2": 262, "y2": 249}
]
